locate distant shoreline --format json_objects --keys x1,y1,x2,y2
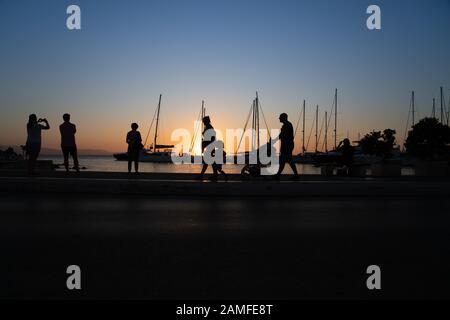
[
  {"x1": 40, "y1": 153, "x2": 114, "y2": 157},
  {"x1": 0, "y1": 145, "x2": 113, "y2": 157}
]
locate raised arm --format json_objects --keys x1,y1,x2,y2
[{"x1": 41, "y1": 119, "x2": 50, "y2": 130}]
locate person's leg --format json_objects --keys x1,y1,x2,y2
[
  {"x1": 28, "y1": 144, "x2": 41, "y2": 175},
  {"x1": 209, "y1": 166, "x2": 219, "y2": 181},
  {"x1": 62, "y1": 147, "x2": 69, "y2": 172},
  {"x1": 199, "y1": 164, "x2": 208, "y2": 176},
  {"x1": 195, "y1": 159, "x2": 209, "y2": 180},
  {"x1": 72, "y1": 148, "x2": 80, "y2": 172},
  {"x1": 134, "y1": 154, "x2": 139, "y2": 173},
  {"x1": 289, "y1": 161, "x2": 299, "y2": 176},
  {"x1": 275, "y1": 159, "x2": 286, "y2": 177},
  {"x1": 28, "y1": 152, "x2": 37, "y2": 175},
  {"x1": 220, "y1": 169, "x2": 228, "y2": 181},
  {"x1": 128, "y1": 160, "x2": 132, "y2": 173}
]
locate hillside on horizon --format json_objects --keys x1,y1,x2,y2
[{"x1": 0, "y1": 145, "x2": 112, "y2": 156}]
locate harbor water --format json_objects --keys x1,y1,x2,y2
[{"x1": 40, "y1": 155, "x2": 321, "y2": 175}]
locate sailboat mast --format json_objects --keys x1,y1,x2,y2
[
  {"x1": 302, "y1": 100, "x2": 306, "y2": 153},
  {"x1": 256, "y1": 92, "x2": 260, "y2": 152},
  {"x1": 325, "y1": 111, "x2": 328, "y2": 153},
  {"x1": 432, "y1": 98, "x2": 436, "y2": 119},
  {"x1": 412, "y1": 91, "x2": 415, "y2": 126},
  {"x1": 315, "y1": 105, "x2": 319, "y2": 153},
  {"x1": 201, "y1": 100, "x2": 205, "y2": 133},
  {"x1": 441, "y1": 86, "x2": 444, "y2": 124},
  {"x1": 154, "y1": 94, "x2": 162, "y2": 152},
  {"x1": 334, "y1": 88, "x2": 338, "y2": 150},
  {"x1": 251, "y1": 99, "x2": 256, "y2": 152}
]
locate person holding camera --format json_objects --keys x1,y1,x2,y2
[{"x1": 26, "y1": 114, "x2": 50, "y2": 175}]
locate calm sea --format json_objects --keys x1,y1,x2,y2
[{"x1": 40, "y1": 155, "x2": 321, "y2": 175}]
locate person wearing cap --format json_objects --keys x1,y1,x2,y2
[{"x1": 274, "y1": 113, "x2": 299, "y2": 180}]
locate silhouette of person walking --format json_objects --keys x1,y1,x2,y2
[
  {"x1": 26, "y1": 114, "x2": 50, "y2": 175},
  {"x1": 274, "y1": 113, "x2": 299, "y2": 180},
  {"x1": 196, "y1": 116, "x2": 217, "y2": 180},
  {"x1": 60, "y1": 113, "x2": 80, "y2": 173},
  {"x1": 126, "y1": 123, "x2": 143, "y2": 174},
  {"x1": 211, "y1": 140, "x2": 228, "y2": 181}
]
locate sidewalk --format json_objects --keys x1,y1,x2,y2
[{"x1": 1, "y1": 171, "x2": 449, "y2": 197}]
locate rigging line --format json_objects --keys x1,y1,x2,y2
[
  {"x1": 294, "y1": 105, "x2": 303, "y2": 137},
  {"x1": 321, "y1": 111, "x2": 332, "y2": 152},
  {"x1": 256, "y1": 98, "x2": 272, "y2": 139},
  {"x1": 143, "y1": 103, "x2": 159, "y2": 147},
  {"x1": 189, "y1": 105, "x2": 204, "y2": 153},
  {"x1": 325, "y1": 96, "x2": 335, "y2": 144},
  {"x1": 305, "y1": 109, "x2": 317, "y2": 151},
  {"x1": 236, "y1": 103, "x2": 254, "y2": 154},
  {"x1": 403, "y1": 96, "x2": 412, "y2": 149},
  {"x1": 317, "y1": 113, "x2": 326, "y2": 144},
  {"x1": 317, "y1": 114, "x2": 327, "y2": 152}
]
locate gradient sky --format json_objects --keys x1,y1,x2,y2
[{"x1": 1, "y1": 0, "x2": 449, "y2": 153}]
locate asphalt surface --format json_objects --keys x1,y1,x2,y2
[{"x1": 1, "y1": 191, "x2": 450, "y2": 300}]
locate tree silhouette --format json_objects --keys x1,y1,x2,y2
[
  {"x1": 360, "y1": 129, "x2": 397, "y2": 159},
  {"x1": 405, "y1": 118, "x2": 450, "y2": 159}
]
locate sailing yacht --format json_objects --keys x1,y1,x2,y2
[
  {"x1": 234, "y1": 93, "x2": 273, "y2": 175},
  {"x1": 113, "y1": 94, "x2": 175, "y2": 163},
  {"x1": 294, "y1": 89, "x2": 339, "y2": 164}
]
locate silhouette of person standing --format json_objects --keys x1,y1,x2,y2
[
  {"x1": 274, "y1": 113, "x2": 299, "y2": 180},
  {"x1": 126, "y1": 123, "x2": 143, "y2": 174},
  {"x1": 26, "y1": 114, "x2": 50, "y2": 175},
  {"x1": 196, "y1": 116, "x2": 217, "y2": 180},
  {"x1": 59, "y1": 113, "x2": 80, "y2": 173},
  {"x1": 337, "y1": 138, "x2": 354, "y2": 169}
]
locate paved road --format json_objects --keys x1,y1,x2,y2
[{"x1": 1, "y1": 192, "x2": 449, "y2": 299}]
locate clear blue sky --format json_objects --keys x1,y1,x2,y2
[{"x1": 0, "y1": 0, "x2": 449, "y2": 152}]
